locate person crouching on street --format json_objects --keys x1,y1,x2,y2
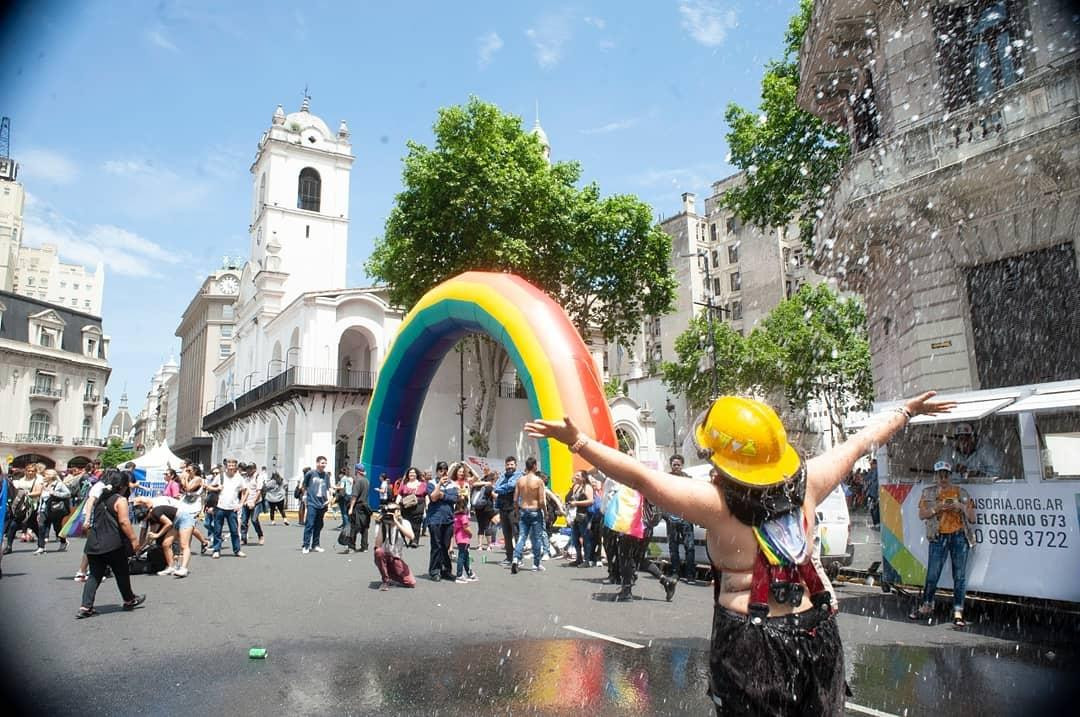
[{"x1": 374, "y1": 503, "x2": 416, "y2": 590}]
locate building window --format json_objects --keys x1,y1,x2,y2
[
  {"x1": 84, "y1": 300, "x2": 91, "y2": 309},
  {"x1": 73, "y1": 283, "x2": 79, "y2": 290},
  {"x1": 222, "y1": 304, "x2": 234, "y2": 320},
  {"x1": 727, "y1": 243, "x2": 740, "y2": 265},
  {"x1": 60, "y1": 280, "x2": 66, "y2": 288},
  {"x1": 729, "y1": 271, "x2": 741, "y2": 292},
  {"x1": 726, "y1": 217, "x2": 737, "y2": 234},
  {"x1": 82, "y1": 416, "x2": 92, "y2": 441},
  {"x1": 39, "y1": 329, "x2": 54, "y2": 348},
  {"x1": 731, "y1": 300, "x2": 743, "y2": 321},
  {"x1": 709, "y1": 223, "x2": 717, "y2": 243},
  {"x1": 220, "y1": 325, "x2": 233, "y2": 338},
  {"x1": 853, "y1": 69, "x2": 881, "y2": 150},
  {"x1": 29, "y1": 411, "x2": 50, "y2": 440},
  {"x1": 935, "y1": 0, "x2": 1023, "y2": 111},
  {"x1": 219, "y1": 343, "x2": 232, "y2": 359},
  {"x1": 26, "y1": 276, "x2": 34, "y2": 286},
  {"x1": 297, "y1": 167, "x2": 321, "y2": 212},
  {"x1": 786, "y1": 279, "x2": 794, "y2": 298},
  {"x1": 305, "y1": 224, "x2": 310, "y2": 238},
  {"x1": 85, "y1": 379, "x2": 96, "y2": 400},
  {"x1": 34, "y1": 371, "x2": 54, "y2": 393},
  {"x1": 712, "y1": 277, "x2": 722, "y2": 296}
]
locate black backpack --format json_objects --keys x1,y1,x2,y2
[
  {"x1": 128, "y1": 543, "x2": 167, "y2": 575},
  {"x1": 10, "y1": 490, "x2": 32, "y2": 525}
]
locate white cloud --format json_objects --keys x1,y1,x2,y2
[
  {"x1": 525, "y1": 11, "x2": 575, "y2": 69},
  {"x1": 22, "y1": 194, "x2": 182, "y2": 278},
  {"x1": 146, "y1": 26, "x2": 179, "y2": 52},
  {"x1": 477, "y1": 31, "x2": 504, "y2": 68},
  {"x1": 18, "y1": 148, "x2": 78, "y2": 185},
  {"x1": 580, "y1": 118, "x2": 639, "y2": 135},
  {"x1": 583, "y1": 16, "x2": 606, "y2": 30},
  {"x1": 630, "y1": 163, "x2": 726, "y2": 192},
  {"x1": 678, "y1": 1, "x2": 737, "y2": 47}
]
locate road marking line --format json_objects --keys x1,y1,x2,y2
[
  {"x1": 562, "y1": 625, "x2": 645, "y2": 649},
  {"x1": 845, "y1": 702, "x2": 900, "y2": 717}
]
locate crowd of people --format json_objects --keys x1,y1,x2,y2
[{"x1": 0, "y1": 447, "x2": 701, "y2": 608}]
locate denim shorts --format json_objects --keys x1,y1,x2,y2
[{"x1": 174, "y1": 511, "x2": 197, "y2": 531}]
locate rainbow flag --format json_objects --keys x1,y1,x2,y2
[
  {"x1": 60, "y1": 497, "x2": 89, "y2": 538},
  {"x1": 0, "y1": 478, "x2": 7, "y2": 539},
  {"x1": 604, "y1": 482, "x2": 645, "y2": 538}
]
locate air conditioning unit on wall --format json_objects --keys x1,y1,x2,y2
[{"x1": 0, "y1": 158, "x2": 17, "y2": 181}]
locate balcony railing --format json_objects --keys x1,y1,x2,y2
[
  {"x1": 15, "y1": 433, "x2": 63, "y2": 444},
  {"x1": 203, "y1": 366, "x2": 377, "y2": 432},
  {"x1": 29, "y1": 386, "x2": 62, "y2": 399},
  {"x1": 83, "y1": 393, "x2": 101, "y2": 404},
  {"x1": 496, "y1": 381, "x2": 528, "y2": 400},
  {"x1": 71, "y1": 437, "x2": 108, "y2": 447}
]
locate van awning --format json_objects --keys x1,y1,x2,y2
[
  {"x1": 998, "y1": 387, "x2": 1080, "y2": 414},
  {"x1": 908, "y1": 397, "x2": 1016, "y2": 425}
]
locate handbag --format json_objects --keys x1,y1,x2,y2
[{"x1": 402, "y1": 493, "x2": 419, "y2": 510}]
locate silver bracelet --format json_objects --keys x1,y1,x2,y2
[{"x1": 569, "y1": 436, "x2": 589, "y2": 454}]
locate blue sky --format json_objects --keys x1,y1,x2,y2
[{"x1": 1, "y1": 0, "x2": 794, "y2": 420}]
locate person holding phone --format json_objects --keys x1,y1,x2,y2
[{"x1": 910, "y1": 460, "x2": 977, "y2": 627}]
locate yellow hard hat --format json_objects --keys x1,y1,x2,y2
[{"x1": 693, "y1": 396, "x2": 801, "y2": 487}]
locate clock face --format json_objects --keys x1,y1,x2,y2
[{"x1": 219, "y1": 276, "x2": 239, "y2": 295}]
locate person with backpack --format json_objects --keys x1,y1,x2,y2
[
  {"x1": 4, "y1": 466, "x2": 39, "y2": 552},
  {"x1": 0, "y1": 471, "x2": 14, "y2": 578},
  {"x1": 78, "y1": 470, "x2": 145, "y2": 618},
  {"x1": 35, "y1": 469, "x2": 72, "y2": 555},
  {"x1": 470, "y1": 470, "x2": 497, "y2": 551}
]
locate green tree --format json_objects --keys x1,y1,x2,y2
[
  {"x1": 660, "y1": 313, "x2": 749, "y2": 415},
  {"x1": 746, "y1": 283, "x2": 873, "y2": 441},
  {"x1": 367, "y1": 97, "x2": 676, "y2": 454},
  {"x1": 721, "y1": 0, "x2": 849, "y2": 249},
  {"x1": 98, "y1": 438, "x2": 135, "y2": 469}
]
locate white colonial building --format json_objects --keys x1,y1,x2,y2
[{"x1": 0, "y1": 290, "x2": 111, "y2": 469}]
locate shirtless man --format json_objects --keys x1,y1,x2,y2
[
  {"x1": 526, "y1": 391, "x2": 954, "y2": 715},
  {"x1": 510, "y1": 457, "x2": 547, "y2": 574}
]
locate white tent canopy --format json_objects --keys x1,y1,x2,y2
[{"x1": 133, "y1": 442, "x2": 184, "y2": 487}]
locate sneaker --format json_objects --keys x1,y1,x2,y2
[
  {"x1": 258, "y1": 537, "x2": 265, "y2": 546},
  {"x1": 58, "y1": 541, "x2": 68, "y2": 552},
  {"x1": 284, "y1": 520, "x2": 290, "y2": 526},
  {"x1": 122, "y1": 594, "x2": 147, "y2": 611},
  {"x1": 157, "y1": 566, "x2": 176, "y2": 576},
  {"x1": 235, "y1": 551, "x2": 247, "y2": 558},
  {"x1": 498, "y1": 559, "x2": 512, "y2": 568},
  {"x1": 541, "y1": 553, "x2": 550, "y2": 561},
  {"x1": 173, "y1": 567, "x2": 189, "y2": 578},
  {"x1": 379, "y1": 581, "x2": 390, "y2": 591},
  {"x1": 532, "y1": 564, "x2": 545, "y2": 572},
  {"x1": 212, "y1": 551, "x2": 221, "y2": 559},
  {"x1": 455, "y1": 576, "x2": 470, "y2": 584},
  {"x1": 664, "y1": 577, "x2": 678, "y2": 602},
  {"x1": 615, "y1": 587, "x2": 634, "y2": 602},
  {"x1": 510, "y1": 559, "x2": 519, "y2": 574},
  {"x1": 200, "y1": 543, "x2": 208, "y2": 556},
  {"x1": 467, "y1": 574, "x2": 479, "y2": 582},
  {"x1": 313, "y1": 546, "x2": 325, "y2": 553},
  {"x1": 241, "y1": 538, "x2": 248, "y2": 546},
  {"x1": 34, "y1": 548, "x2": 45, "y2": 555},
  {"x1": 270, "y1": 520, "x2": 277, "y2": 526},
  {"x1": 74, "y1": 572, "x2": 87, "y2": 582},
  {"x1": 302, "y1": 548, "x2": 310, "y2": 555}
]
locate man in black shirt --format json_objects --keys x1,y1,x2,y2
[{"x1": 347, "y1": 463, "x2": 372, "y2": 552}]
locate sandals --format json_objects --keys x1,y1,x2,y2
[
  {"x1": 953, "y1": 615, "x2": 967, "y2": 628},
  {"x1": 76, "y1": 607, "x2": 98, "y2": 619}
]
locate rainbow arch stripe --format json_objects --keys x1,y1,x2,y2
[{"x1": 360, "y1": 271, "x2": 616, "y2": 500}]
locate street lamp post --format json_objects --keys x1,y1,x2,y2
[
  {"x1": 458, "y1": 342, "x2": 467, "y2": 461},
  {"x1": 665, "y1": 396, "x2": 678, "y2": 453}
]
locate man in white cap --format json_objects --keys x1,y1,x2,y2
[
  {"x1": 936, "y1": 422, "x2": 1003, "y2": 481},
  {"x1": 910, "y1": 460, "x2": 976, "y2": 627}
]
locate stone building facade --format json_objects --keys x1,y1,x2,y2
[
  {"x1": 0, "y1": 290, "x2": 111, "y2": 468},
  {"x1": 799, "y1": 0, "x2": 1080, "y2": 399}
]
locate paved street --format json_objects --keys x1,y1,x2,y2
[{"x1": 1, "y1": 519, "x2": 1076, "y2": 716}]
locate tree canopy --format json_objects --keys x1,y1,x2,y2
[
  {"x1": 99, "y1": 438, "x2": 135, "y2": 469},
  {"x1": 721, "y1": 0, "x2": 848, "y2": 249},
  {"x1": 366, "y1": 97, "x2": 676, "y2": 341},
  {"x1": 662, "y1": 283, "x2": 873, "y2": 439}
]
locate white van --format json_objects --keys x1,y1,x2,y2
[{"x1": 647, "y1": 465, "x2": 853, "y2": 579}]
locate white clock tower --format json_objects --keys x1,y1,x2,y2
[{"x1": 248, "y1": 96, "x2": 353, "y2": 311}]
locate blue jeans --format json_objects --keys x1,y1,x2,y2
[
  {"x1": 240, "y1": 504, "x2": 262, "y2": 541},
  {"x1": 570, "y1": 518, "x2": 593, "y2": 563},
  {"x1": 512, "y1": 509, "x2": 545, "y2": 568},
  {"x1": 212, "y1": 509, "x2": 240, "y2": 554},
  {"x1": 922, "y1": 531, "x2": 970, "y2": 610},
  {"x1": 667, "y1": 520, "x2": 696, "y2": 579},
  {"x1": 303, "y1": 505, "x2": 327, "y2": 549},
  {"x1": 455, "y1": 543, "x2": 472, "y2": 577}
]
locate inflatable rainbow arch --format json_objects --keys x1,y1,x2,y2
[{"x1": 360, "y1": 272, "x2": 617, "y2": 502}]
